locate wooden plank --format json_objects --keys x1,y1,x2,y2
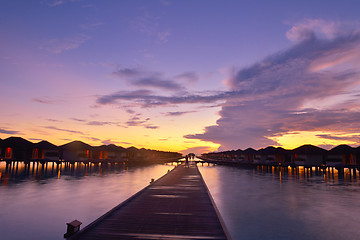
[{"x1": 70, "y1": 162, "x2": 231, "y2": 240}]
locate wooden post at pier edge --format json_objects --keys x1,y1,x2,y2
[{"x1": 64, "y1": 220, "x2": 82, "y2": 238}]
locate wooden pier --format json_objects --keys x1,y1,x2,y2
[{"x1": 69, "y1": 162, "x2": 230, "y2": 240}]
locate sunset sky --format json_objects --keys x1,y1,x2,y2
[{"x1": 1, "y1": 0, "x2": 360, "y2": 154}]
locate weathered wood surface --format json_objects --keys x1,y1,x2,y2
[{"x1": 70, "y1": 162, "x2": 230, "y2": 240}]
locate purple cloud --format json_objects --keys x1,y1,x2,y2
[
  {"x1": 97, "y1": 89, "x2": 231, "y2": 107},
  {"x1": 33, "y1": 97, "x2": 63, "y2": 104},
  {"x1": 0, "y1": 128, "x2": 20, "y2": 135},
  {"x1": 113, "y1": 67, "x2": 184, "y2": 91},
  {"x1": 187, "y1": 30, "x2": 360, "y2": 150},
  {"x1": 70, "y1": 118, "x2": 87, "y2": 122},
  {"x1": 101, "y1": 139, "x2": 129, "y2": 145},
  {"x1": 70, "y1": 118, "x2": 124, "y2": 127},
  {"x1": 83, "y1": 137, "x2": 101, "y2": 142},
  {"x1": 316, "y1": 134, "x2": 360, "y2": 142},
  {"x1": 29, "y1": 138, "x2": 44, "y2": 141},
  {"x1": 126, "y1": 109, "x2": 136, "y2": 114},
  {"x1": 44, "y1": 126, "x2": 84, "y2": 135},
  {"x1": 144, "y1": 125, "x2": 159, "y2": 129},
  {"x1": 87, "y1": 121, "x2": 112, "y2": 126},
  {"x1": 124, "y1": 115, "x2": 159, "y2": 129},
  {"x1": 47, "y1": 119, "x2": 62, "y2": 122},
  {"x1": 164, "y1": 111, "x2": 196, "y2": 116}
]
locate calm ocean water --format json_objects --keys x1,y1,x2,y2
[
  {"x1": 0, "y1": 161, "x2": 177, "y2": 240},
  {"x1": 199, "y1": 164, "x2": 360, "y2": 240},
  {"x1": 1, "y1": 160, "x2": 360, "y2": 239}
]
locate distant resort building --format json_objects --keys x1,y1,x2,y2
[
  {"x1": 201, "y1": 144, "x2": 360, "y2": 169},
  {"x1": 32, "y1": 140, "x2": 60, "y2": 162},
  {"x1": 127, "y1": 146, "x2": 141, "y2": 161},
  {"x1": 0, "y1": 137, "x2": 33, "y2": 161},
  {"x1": 92, "y1": 144, "x2": 127, "y2": 162},
  {"x1": 292, "y1": 145, "x2": 327, "y2": 167},
  {"x1": 0, "y1": 138, "x2": 2, "y2": 159},
  {"x1": 255, "y1": 146, "x2": 289, "y2": 165},
  {"x1": 60, "y1": 141, "x2": 93, "y2": 163},
  {"x1": 0, "y1": 137, "x2": 182, "y2": 164},
  {"x1": 327, "y1": 145, "x2": 358, "y2": 166}
]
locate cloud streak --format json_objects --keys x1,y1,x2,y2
[
  {"x1": 125, "y1": 116, "x2": 159, "y2": 129},
  {"x1": 0, "y1": 128, "x2": 20, "y2": 135},
  {"x1": 33, "y1": 97, "x2": 63, "y2": 104},
  {"x1": 97, "y1": 89, "x2": 231, "y2": 107},
  {"x1": 164, "y1": 111, "x2": 196, "y2": 116},
  {"x1": 44, "y1": 126, "x2": 84, "y2": 135},
  {"x1": 113, "y1": 67, "x2": 185, "y2": 92}
]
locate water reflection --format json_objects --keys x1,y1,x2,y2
[
  {"x1": 0, "y1": 161, "x2": 180, "y2": 185},
  {"x1": 0, "y1": 161, "x2": 177, "y2": 240},
  {"x1": 199, "y1": 164, "x2": 360, "y2": 240},
  {"x1": 253, "y1": 165, "x2": 359, "y2": 184}
]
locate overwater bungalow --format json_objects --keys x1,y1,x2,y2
[
  {"x1": 0, "y1": 138, "x2": 2, "y2": 159},
  {"x1": 292, "y1": 145, "x2": 327, "y2": 167},
  {"x1": 32, "y1": 140, "x2": 60, "y2": 162},
  {"x1": 127, "y1": 146, "x2": 140, "y2": 161},
  {"x1": 92, "y1": 144, "x2": 127, "y2": 163},
  {"x1": 0, "y1": 137, "x2": 33, "y2": 161},
  {"x1": 256, "y1": 146, "x2": 288, "y2": 165},
  {"x1": 228, "y1": 149, "x2": 243, "y2": 162},
  {"x1": 60, "y1": 141, "x2": 93, "y2": 163},
  {"x1": 327, "y1": 145, "x2": 357, "y2": 167},
  {"x1": 243, "y1": 148, "x2": 257, "y2": 162}
]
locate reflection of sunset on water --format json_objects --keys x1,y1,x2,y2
[
  {"x1": 0, "y1": 161, "x2": 177, "y2": 239},
  {"x1": 199, "y1": 164, "x2": 360, "y2": 240}
]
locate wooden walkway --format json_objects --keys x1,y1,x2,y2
[{"x1": 70, "y1": 162, "x2": 230, "y2": 240}]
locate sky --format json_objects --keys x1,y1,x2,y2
[{"x1": 1, "y1": 0, "x2": 360, "y2": 155}]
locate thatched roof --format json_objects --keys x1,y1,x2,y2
[
  {"x1": 329, "y1": 145, "x2": 356, "y2": 154},
  {"x1": 258, "y1": 146, "x2": 287, "y2": 154},
  {"x1": 1, "y1": 137, "x2": 33, "y2": 149},
  {"x1": 33, "y1": 140, "x2": 58, "y2": 150},
  {"x1": 60, "y1": 141, "x2": 92, "y2": 150},
  {"x1": 292, "y1": 144, "x2": 327, "y2": 154},
  {"x1": 94, "y1": 144, "x2": 126, "y2": 152},
  {"x1": 243, "y1": 148, "x2": 257, "y2": 154}
]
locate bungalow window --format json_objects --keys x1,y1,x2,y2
[
  {"x1": 32, "y1": 148, "x2": 39, "y2": 159},
  {"x1": 5, "y1": 147, "x2": 12, "y2": 159}
]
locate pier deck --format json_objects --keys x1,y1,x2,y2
[{"x1": 70, "y1": 162, "x2": 230, "y2": 240}]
